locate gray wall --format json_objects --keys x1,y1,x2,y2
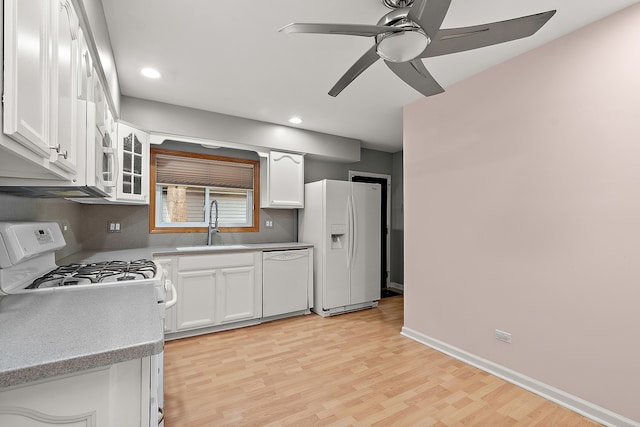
[
  {"x1": 121, "y1": 96, "x2": 361, "y2": 162},
  {"x1": 0, "y1": 194, "x2": 84, "y2": 260},
  {"x1": 391, "y1": 151, "x2": 403, "y2": 285},
  {"x1": 304, "y1": 149, "x2": 394, "y2": 183},
  {"x1": 76, "y1": 204, "x2": 295, "y2": 250}
]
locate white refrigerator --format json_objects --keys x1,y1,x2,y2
[{"x1": 298, "y1": 180, "x2": 381, "y2": 317}]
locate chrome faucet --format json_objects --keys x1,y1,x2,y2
[{"x1": 207, "y1": 199, "x2": 219, "y2": 245}]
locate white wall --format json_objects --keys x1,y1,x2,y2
[{"x1": 403, "y1": 4, "x2": 640, "y2": 424}]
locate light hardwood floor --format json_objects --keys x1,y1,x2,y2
[{"x1": 164, "y1": 296, "x2": 600, "y2": 426}]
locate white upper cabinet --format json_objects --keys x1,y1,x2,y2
[
  {"x1": 260, "y1": 151, "x2": 305, "y2": 209},
  {"x1": 3, "y1": 0, "x2": 53, "y2": 159},
  {"x1": 50, "y1": 0, "x2": 81, "y2": 173},
  {"x1": 2, "y1": 0, "x2": 82, "y2": 180},
  {"x1": 115, "y1": 122, "x2": 149, "y2": 203}
]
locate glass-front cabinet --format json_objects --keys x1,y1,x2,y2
[{"x1": 116, "y1": 123, "x2": 149, "y2": 203}]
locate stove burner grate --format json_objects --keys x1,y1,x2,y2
[{"x1": 28, "y1": 259, "x2": 157, "y2": 289}]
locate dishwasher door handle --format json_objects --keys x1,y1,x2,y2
[{"x1": 264, "y1": 251, "x2": 308, "y2": 262}]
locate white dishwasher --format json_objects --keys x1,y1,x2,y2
[{"x1": 262, "y1": 249, "x2": 310, "y2": 318}]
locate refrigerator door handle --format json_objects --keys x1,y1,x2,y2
[
  {"x1": 347, "y1": 195, "x2": 353, "y2": 269},
  {"x1": 351, "y1": 193, "x2": 358, "y2": 268}
]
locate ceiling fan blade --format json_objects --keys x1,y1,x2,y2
[
  {"x1": 423, "y1": 10, "x2": 556, "y2": 57},
  {"x1": 279, "y1": 23, "x2": 402, "y2": 37},
  {"x1": 408, "y1": 0, "x2": 452, "y2": 37},
  {"x1": 385, "y1": 59, "x2": 444, "y2": 97},
  {"x1": 329, "y1": 46, "x2": 380, "y2": 97}
]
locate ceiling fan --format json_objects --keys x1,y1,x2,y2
[{"x1": 279, "y1": 0, "x2": 556, "y2": 97}]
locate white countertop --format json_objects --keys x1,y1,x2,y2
[
  {"x1": 0, "y1": 283, "x2": 163, "y2": 388},
  {"x1": 59, "y1": 242, "x2": 314, "y2": 264}
]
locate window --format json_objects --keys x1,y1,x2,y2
[{"x1": 150, "y1": 148, "x2": 259, "y2": 233}]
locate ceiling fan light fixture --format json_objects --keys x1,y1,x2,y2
[{"x1": 376, "y1": 28, "x2": 430, "y2": 63}]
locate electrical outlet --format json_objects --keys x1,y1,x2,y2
[
  {"x1": 107, "y1": 221, "x2": 121, "y2": 233},
  {"x1": 265, "y1": 220, "x2": 273, "y2": 229},
  {"x1": 495, "y1": 329, "x2": 512, "y2": 343}
]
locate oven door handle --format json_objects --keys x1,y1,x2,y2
[{"x1": 165, "y1": 280, "x2": 177, "y2": 309}]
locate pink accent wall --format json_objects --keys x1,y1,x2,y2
[{"x1": 403, "y1": 4, "x2": 640, "y2": 422}]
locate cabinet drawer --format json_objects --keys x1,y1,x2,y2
[{"x1": 178, "y1": 252, "x2": 255, "y2": 271}]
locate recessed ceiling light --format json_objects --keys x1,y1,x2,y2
[
  {"x1": 289, "y1": 116, "x2": 303, "y2": 124},
  {"x1": 140, "y1": 68, "x2": 161, "y2": 79}
]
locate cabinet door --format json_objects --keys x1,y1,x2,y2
[
  {"x1": 216, "y1": 266, "x2": 257, "y2": 323},
  {"x1": 0, "y1": 359, "x2": 146, "y2": 427},
  {"x1": 49, "y1": 0, "x2": 80, "y2": 173},
  {"x1": 3, "y1": 0, "x2": 52, "y2": 158},
  {"x1": 176, "y1": 269, "x2": 216, "y2": 331},
  {"x1": 263, "y1": 152, "x2": 304, "y2": 208},
  {"x1": 116, "y1": 123, "x2": 149, "y2": 202}
]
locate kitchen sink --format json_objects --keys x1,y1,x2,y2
[{"x1": 176, "y1": 245, "x2": 250, "y2": 252}]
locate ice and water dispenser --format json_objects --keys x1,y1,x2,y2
[{"x1": 330, "y1": 224, "x2": 346, "y2": 249}]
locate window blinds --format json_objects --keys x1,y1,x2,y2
[{"x1": 155, "y1": 153, "x2": 254, "y2": 189}]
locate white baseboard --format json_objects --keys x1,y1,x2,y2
[
  {"x1": 389, "y1": 282, "x2": 404, "y2": 291},
  {"x1": 401, "y1": 326, "x2": 639, "y2": 427}
]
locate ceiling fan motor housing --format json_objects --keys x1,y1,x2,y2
[
  {"x1": 375, "y1": 8, "x2": 430, "y2": 62},
  {"x1": 381, "y1": 0, "x2": 414, "y2": 9}
]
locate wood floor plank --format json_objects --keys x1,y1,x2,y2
[{"x1": 164, "y1": 296, "x2": 601, "y2": 426}]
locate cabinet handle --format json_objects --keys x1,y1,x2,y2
[{"x1": 49, "y1": 144, "x2": 67, "y2": 160}]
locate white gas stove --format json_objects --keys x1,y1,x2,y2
[
  {"x1": 0, "y1": 222, "x2": 174, "y2": 303},
  {"x1": 0, "y1": 221, "x2": 173, "y2": 426}
]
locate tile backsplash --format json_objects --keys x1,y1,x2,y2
[
  {"x1": 0, "y1": 193, "x2": 295, "y2": 255},
  {"x1": 0, "y1": 194, "x2": 83, "y2": 260}
]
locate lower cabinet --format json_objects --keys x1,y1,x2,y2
[
  {"x1": 156, "y1": 247, "x2": 312, "y2": 339},
  {"x1": 0, "y1": 358, "x2": 150, "y2": 427},
  {"x1": 172, "y1": 252, "x2": 262, "y2": 334}
]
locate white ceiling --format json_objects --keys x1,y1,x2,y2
[{"x1": 102, "y1": 0, "x2": 639, "y2": 153}]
